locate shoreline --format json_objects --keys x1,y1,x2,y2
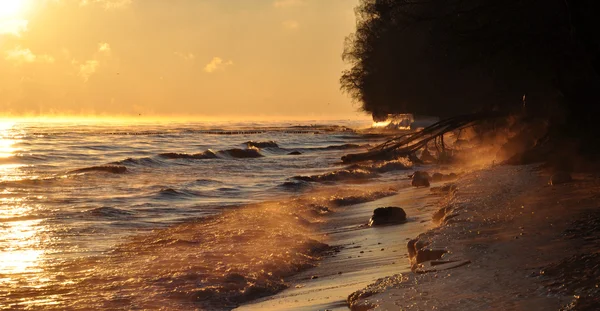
[
  {"x1": 236, "y1": 171, "x2": 449, "y2": 310},
  {"x1": 348, "y1": 164, "x2": 600, "y2": 310},
  {"x1": 234, "y1": 182, "x2": 435, "y2": 311},
  {"x1": 237, "y1": 163, "x2": 600, "y2": 311}
]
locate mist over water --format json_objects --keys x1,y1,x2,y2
[{"x1": 0, "y1": 119, "x2": 413, "y2": 309}]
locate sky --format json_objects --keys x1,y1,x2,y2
[{"x1": 0, "y1": 0, "x2": 365, "y2": 119}]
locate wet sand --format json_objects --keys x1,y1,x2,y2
[
  {"x1": 238, "y1": 164, "x2": 600, "y2": 310},
  {"x1": 349, "y1": 165, "x2": 600, "y2": 310},
  {"x1": 236, "y1": 180, "x2": 445, "y2": 310}
]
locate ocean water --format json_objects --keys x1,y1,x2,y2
[{"x1": 0, "y1": 119, "x2": 413, "y2": 310}]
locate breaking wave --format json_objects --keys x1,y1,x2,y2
[
  {"x1": 68, "y1": 165, "x2": 128, "y2": 174},
  {"x1": 160, "y1": 148, "x2": 263, "y2": 160},
  {"x1": 86, "y1": 206, "x2": 134, "y2": 218},
  {"x1": 292, "y1": 169, "x2": 379, "y2": 183},
  {"x1": 328, "y1": 189, "x2": 398, "y2": 207},
  {"x1": 245, "y1": 141, "x2": 279, "y2": 148},
  {"x1": 110, "y1": 157, "x2": 165, "y2": 167}
]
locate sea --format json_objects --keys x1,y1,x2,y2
[{"x1": 0, "y1": 119, "x2": 415, "y2": 310}]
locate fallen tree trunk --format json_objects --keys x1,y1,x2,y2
[{"x1": 341, "y1": 111, "x2": 509, "y2": 163}]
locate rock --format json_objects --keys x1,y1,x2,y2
[
  {"x1": 407, "y1": 239, "x2": 418, "y2": 258},
  {"x1": 407, "y1": 238, "x2": 447, "y2": 270},
  {"x1": 420, "y1": 147, "x2": 437, "y2": 163},
  {"x1": 411, "y1": 171, "x2": 431, "y2": 187},
  {"x1": 415, "y1": 260, "x2": 471, "y2": 274},
  {"x1": 549, "y1": 171, "x2": 572, "y2": 185},
  {"x1": 430, "y1": 183, "x2": 458, "y2": 194},
  {"x1": 369, "y1": 207, "x2": 407, "y2": 226},
  {"x1": 288, "y1": 151, "x2": 302, "y2": 155},
  {"x1": 431, "y1": 172, "x2": 444, "y2": 182},
  {"x1": 432, "y1": 205, "x2": 453, "y2": 222},
  {"x1": 415, "y1": 249, "x2": 447, "y2": 265},
  {"x1": 224, "y1": 273, "x2": 246, "y2": 283},
  {"x1": 446, "y1": 172, "x2": 458, "y2": 180}
]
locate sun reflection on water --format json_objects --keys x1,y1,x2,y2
[
  {"x1": 0, "y1": 121, "x2": 17, "y2": 158},
  {"x1": 0, "y1": 121, "x2": 55, "y2": 306},
  {"x1": 0, "y1": 219, "x2": 46, "y2": 281}
]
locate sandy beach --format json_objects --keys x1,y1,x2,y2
[
  {"x1": 236, "y1": 181, "x2": 440, "y2": 311},
  {"x1": 234, "y1": 162, "x2": 600, "y2": 311},
  {"x1": 348, "y1": 164, "x2": 600, "y2": 310}
]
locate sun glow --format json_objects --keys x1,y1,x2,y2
[{"x1": 0, "y1": 0, "x2": 26, "y2": 19}]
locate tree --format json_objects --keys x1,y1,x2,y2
[{"x1": 341, "y1": 0, "x2": 600, "y2": 151}]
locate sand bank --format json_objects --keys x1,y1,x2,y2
[
  {"x1": 236, "y1": 172, "x2": 460, "y2": 310},
  {"x1": 236, "y1": 163, "x2": 600, "y2": 310},
  {"x1": 349, "y1": 165, "x2": 600, "y2": 310}
]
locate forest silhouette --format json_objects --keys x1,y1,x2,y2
[{"x1": 341, "y1": 0, "x2": 600, "y2": 158}]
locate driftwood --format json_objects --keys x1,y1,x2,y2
[{"x1": 341, "y1": 111, "x2": 508, "y2": 163}]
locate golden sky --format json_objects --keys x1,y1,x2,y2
[{"x1": 0, "y1": 0, "x2": 363, "y2": 119}]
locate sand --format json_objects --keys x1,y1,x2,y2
[
  {"x1": 349, "y1": 165, "x2": 600, "y2": 310},
  {"x1": 236, "y1": 183, "x2": 442, "y2": 311},
  {"x1": 237, "y1": 164, "x2": 600, "y2": 310}
]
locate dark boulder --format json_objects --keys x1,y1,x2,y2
[
  {"x1": 411, "y1": 171, "x2": 431, "y2": 187},
  {"x1": 445, "y1": 173, "x2": 458, "y2": 180},
  {"x1": 369, "y1": 207, "x2": 407, "y2": 226},
  {"x1": 431, "y1": 172, "x2": 444, "y2": 182}
]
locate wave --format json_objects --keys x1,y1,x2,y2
[
  {"x1": 110, "y1": 157, "x2": 164, "y2": 167},
  {"x1": 160, "y1": 148, "x2": 264, "y2": 160},
  {"x1": 245, "y1": 141, "x2": 279, "y2": 148},
  {"x1": 156, "y1": 188, "x2": 203, "y2": 198},
  {"x1": 292, "y1": 168, "x2": 379, "y2": 183},
  {"x1": 154, "y1": 143, "x2": 364, "y2": 163},
  {"x1": 0, "y1": 176, "x2": 60, "y2": 188},
  {"x1": 159, "y1": 151, "x2": 218, "y2": 160},
  {"x1": 0, "y1": 154, "x2": 50, "y2": 165},
  {"x1": 302, "y1": 143, "x2": 366, "y2": 151},
  {"x1": 68, "y1": 165, "x2": 128, "y2": 174},
  {"x1": 86, "y1": 206, "x2": 134, "y2": 218},
  {"x1": 219, "y1": 148, "x2": 263, "y2": 159},
  {"x1": 191, "y1": 179, "x2": 223, "y2": 186},
  {"x1": 347, "y1": 158, "x2": 412, "y2": 174},
  {"x1": 58, "y1": 199, "x2": 330, "y2": 310},
  {"x1": 328, "y1": 189, "x2": 398, "y2": 207},
  {"x1": 278, "y1": 180, "x2": 313, "y2": 191}
]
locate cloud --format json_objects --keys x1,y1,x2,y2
[
  {"x1": 204, "y1": 57, "x2": 233, "y2": 73},
  {"x1": 0, "y1": 19, "x2": 28, "y2": 36},
  {"x1": 5, "y1": 46, "x2": 55, "y2": 64},
  {"x1": 273, "y1": 0, "x2": 305, "y2": 8},
  {"x1": 78, "y1": 60, "x2": 99, "y2": 81},
  {"x1": 98, "y1": 42, "x2": 111, "y2": 53},
  {"x1": 282, "y1": 20, "x2": 300, "y2": 30},
  {"x1": 72, "y1": 42, "x2": 112, "y2": 81},
  {"x1": 80, "y1": 0, "x2": 132, "y2": 10},
  {"x1": 174, "y1": 52, "x2": 195, "y2": 61}
]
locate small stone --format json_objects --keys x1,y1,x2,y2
[{"x1": 549, "y1": 171, "x2": 572, "y2": 185}]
